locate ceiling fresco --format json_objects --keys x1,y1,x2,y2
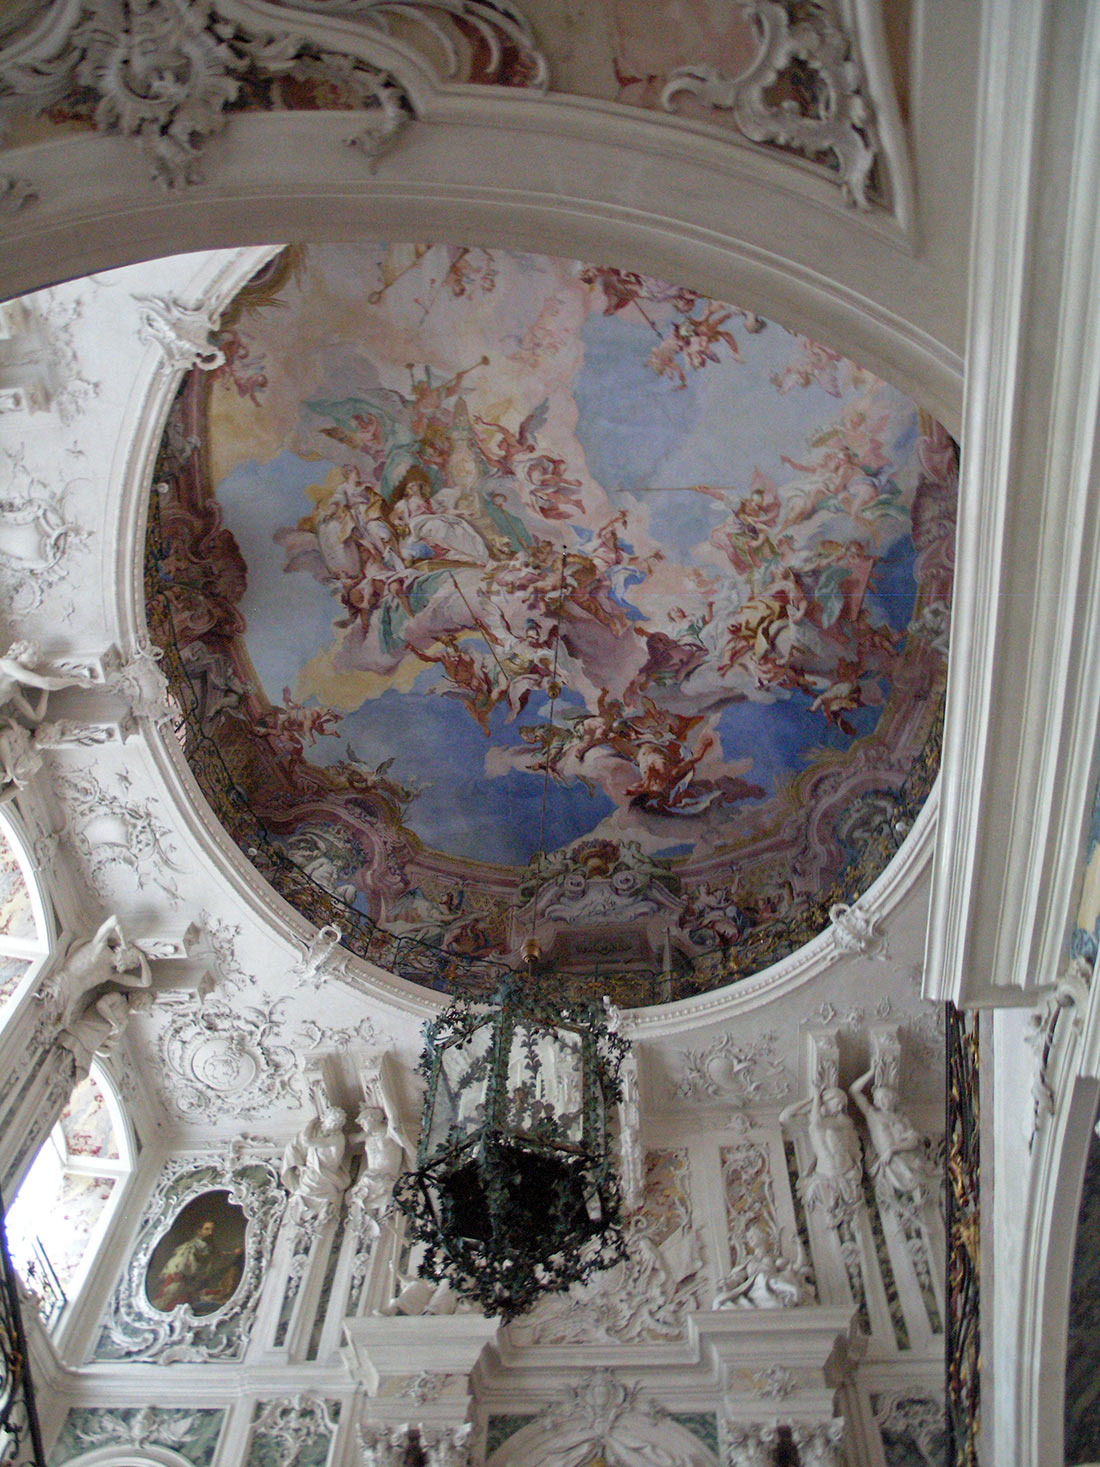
[{"x1": 145, "y1": 244, "x2": 956, "y2": 1004}]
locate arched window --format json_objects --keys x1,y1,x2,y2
[
  {"x1": 3, "y1": 1063, "x2": 133, "y2": 1328},
  {"x1": 0, "y1": 806, "x2": 50, "y2": 1024}
]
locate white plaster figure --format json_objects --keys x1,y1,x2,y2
[
  {"x1": 58, "y1": 986, "x2": 153, "y2": 1078},
  {"x1": 420, "y1": 1423, "x2": 472, "y2": 1467},
  {"x1": 849, "y1": 1067, "x2": 937, "y2": 1211},
  {"x1": 780, "y1": 1085, "x2": 863, "y2": 1225},
  {"x1": 349, "y1": 1102, "x2": 405, "y2": 1221},
  {"x1": 723, "y1": 1422, "x2": 780, "y2": 1467},
  {"x1": 381, "y1": 1273, "x2": 458, "y2": 1317},
  {"x1": 359, "y1": 1423, "x2": 411, "y2": 1466},
  {"x1": 280, "y1": 1102, "x2": 352, "y2": 1219},
  {"x1": 0, "y1": 718, "x2": 42, "y2": 794},
  {"x1": 789, "y1": 1419, "x2": 847, "y2": 1467},
  {"x1": 0, "y1": 639, "x2": 96, "y2": 725},
  {"x1": 712, "y1": 1221, "x2": 813, "y2": 1309},
  {"x1": 44, "y1": 914, "x2": 152, "y2": 1022}
]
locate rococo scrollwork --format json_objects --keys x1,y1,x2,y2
[{"x1": 95, "y1": 1152, "x2": 285, "y2": 1363}]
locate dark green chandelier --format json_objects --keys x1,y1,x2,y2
[{"x1": 393, "y1": 949, "x2": 630, "y2": 1321}]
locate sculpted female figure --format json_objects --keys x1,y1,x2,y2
[
  {"x1": 849, "y1": 1067, "x2": 936, "y2": 1210},
  {"x1": 780, "y1": 1085, "x2": 863, "y2": 1225},
  {"x1": 280, "y1": 1104, "x2": 352, "y2": 1220}
]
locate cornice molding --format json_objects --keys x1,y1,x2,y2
[
  {"x1": 924, "y1": 0, "x2": 1100, "y2": 1007},
  {"x1": 0, "y1": 0, "x2": 910, "y2": 225}
]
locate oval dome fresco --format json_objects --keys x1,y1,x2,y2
[{"x1": 145, "y1": 245, "x2": 956, "y2": 1005}]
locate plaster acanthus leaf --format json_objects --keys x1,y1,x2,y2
[
  {"x1": 193, "y1": 909, "x2": 251, "y2": 992},
  {"x1": 788, "y1": 1419, "x2": 847, "y2": 1467},
  {"x1": 278, "y1": 0, "x2": 548, "y2": 88},
  {"x1": 0, "y1": 450, "x2": 92, "y2": 614},
  {"x1": 0, "y1": 0, "x2": 437, "y2": 188},
  {"x1": 96, "y1": 1151, "x2": 286, "y2": 1363},
  {"x1": 872, "y1": 1391, "x2": 944, "y2": 1467},
  {"x1": 396, "y1": 1371, "x2": 460, "y2": 1404},
  {"x1": 137, "y1": 293, "x2": 228, "y2": 373},
  {"x1": 102, "y1": 640, "x2": 179, "y2": 727},
  {"x1": 0, "y1": 174, "x2": 37, "y2": 213},
  {"x1": 56, "y1": 765, "x2": 183, "y2": 902},
  {"x1": 674, "y1": 1029, "x2": 790, "y2": 1108},
  {"x1": 522, "y1": 1371, "x2": 692, "y2": 1467},
  {"x1": 293, "y1": 920, "x2": 344, "y2": 987},
  {"x1": 721, "y1": 1421, "x2": 780, "y2": 1467},
  {"x1": 750, "y1": 1365, "x2": 798, "y2": 1400},
  {"x1": 1027, "y1": 954, "x2": 1092, "y2": 1142},
  {"x1": 828, "y1": 900, "x2": 888, "y2": 959},
  {"x1": 72, "y1": 1407, "x2": 209, "y2": 1449},
  {"x1": 251, "y1": 1395, "x2": 339, "y2": 1465},
  {"x1": 660, "y1": 0, "x2": 880, "y2": 208}
]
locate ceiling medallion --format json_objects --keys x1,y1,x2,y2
[{"x1": 145, "y1": 243, "x2": 956, "y2": 1004}]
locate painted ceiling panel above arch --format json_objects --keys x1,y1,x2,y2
[{"x1": 145, "y1": 241, "x2": 956, "y2": 1004}]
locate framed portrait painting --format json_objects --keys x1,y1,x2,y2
[{"x1": 145, "y1": 1188, "x2": 247, "y2": 1317}]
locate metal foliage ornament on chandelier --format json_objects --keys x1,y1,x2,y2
[{"x1": 393, "y1": 948, "x2": 631, "y2": 1321}]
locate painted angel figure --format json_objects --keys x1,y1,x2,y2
[
  {"x1": 848, "y1": 1067, "x2": 937, "y2": 1212},
  {"x1": 712, "y1": 1221, "x2": 813, "y2": 1309},
  {"x1": 780, "y1": 1085, "x2": 863, "y2": 1226},
  {"x1": 0, "y1": 640, "x2": 97, "y2": 725}
]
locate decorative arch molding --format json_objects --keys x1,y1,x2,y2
[
  {"x1": 0, "y1": 0, "x2": 913, "y2": 226},
  {"x1": 86, "y1": 232, "x2": 951, "y2": 1026},
  {"x1": 50, "y1": 1447, "x2": 199, "y2": 1467}
]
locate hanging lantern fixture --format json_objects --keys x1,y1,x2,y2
[{"x1": 393, "y1": 948, "x2": 630, "y2": 1321}]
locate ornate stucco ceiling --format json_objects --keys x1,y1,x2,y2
[{"x1": 145, "y1": 243, "x2": 956, "y2": 1005}]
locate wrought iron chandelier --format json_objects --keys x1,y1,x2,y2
[{"x1": 393, "y1": 945, "x2": 630, "y2": 1321}]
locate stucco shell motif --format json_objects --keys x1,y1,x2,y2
[{"x1": 145, "y1": 244, "x2": 955, "y2": 1005}]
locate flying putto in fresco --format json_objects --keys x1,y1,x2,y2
[{"x1": 149, "y1": 244, "x2": 956, "y2": 994}]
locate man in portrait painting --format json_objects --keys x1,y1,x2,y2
[{"x1": 149, "y1": 1216, "x2": 244, "y2": 1314}]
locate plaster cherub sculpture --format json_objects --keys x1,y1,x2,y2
[
  {"x1": 280, "y1": 1101, "x2": 352, "y2": 1220},
  {"x1": 712, "y1": 1220, "x2": 813, "y2": 1309},
  {"x1": 0, "y1": 640, "x2": 97, "y2": 726},
  {"x1": 43, "y1": 915, "x2": 152, "y2": 1023},
  {"x1": 780, "y1": 1084, "x2": 863, "y2": 1226},
  {"x1": 849, "y1": 1066, "x2": 937, "y2": 1213}
]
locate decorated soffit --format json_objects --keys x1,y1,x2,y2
[
  {"x1": 144, "y1": 243, "x2": 957, "y2": 1007},
  {"x1": 0, "y1": 0, "x2": 907, "y2": 212}
]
